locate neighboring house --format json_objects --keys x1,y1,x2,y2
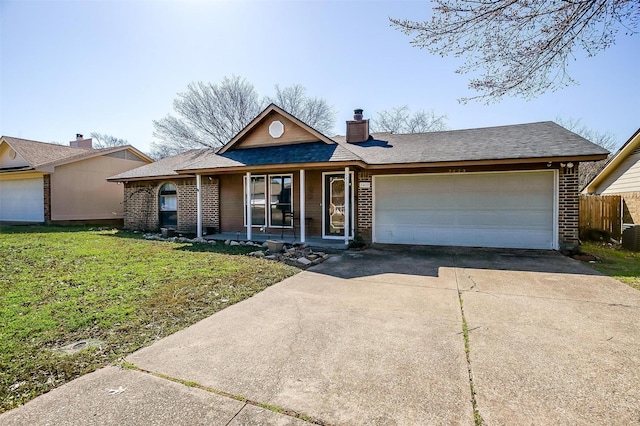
[
  {"x1": 108, "y1": 105, "x2": 608, "y2": 250},
  {"x1": 0, "y1": 134, "x2": 153, "y2": 224},
  {"x1": 582, "y1": 128, "x2": 640, "y2": 228}
]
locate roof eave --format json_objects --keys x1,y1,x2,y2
[
  {"x1": 44, "y1": 145, "x2": 153, "y2": 169},
  {"x1": 175, "y1": 160, "x2": 367, "y2": 175},
  {"x1": 107, "y1": 173, "x2": 195, "y2": 183},
  {"x1": 582, "y1": 128, "x2": 640, "y2": 194},
  {"x1": 365, "y1": 154, "x2": 609, "y2": 170}
]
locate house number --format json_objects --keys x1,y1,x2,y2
[{"x1": 449, "y1": 169, "x2": 466, "y2": 173}]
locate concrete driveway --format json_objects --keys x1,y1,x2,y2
[{"x1": 2, "y1": 246, "x2": 639, "y2": 425}]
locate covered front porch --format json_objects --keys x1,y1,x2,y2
[{"x1": 194, "y1": 167, "x2": 358, "y2": 246}]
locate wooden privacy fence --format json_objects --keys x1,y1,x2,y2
[{"x1": 579, "y1": 195, "x2": 622, "y2": 239}]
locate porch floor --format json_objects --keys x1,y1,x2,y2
[{"x1": 204, "y1": 232, "x2": 349, "y2": 250}]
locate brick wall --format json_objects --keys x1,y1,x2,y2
[
  {"x1": 622, "y1": 191, "x2": 640, "y2": 224},
  {"x1": 123, "y1": 177, "x2": 220, "y2": 233},
  {"x1": 176, "y1": 179, "x2": 197, "y2": 233},
  {"x1": 558, "y1": 165, "x2": 580, "y2": 249},
  {"x1": 43, "y1": 174, "x2": 51, "y2": 222},
  {"x1": 202, "y1": 178, "x2": 220, "y2": 232},
  {"x1": 356, "y1": 171, "x2": 373, "y2": 242},
  {"x1": 123, "y1": 182, "x2": 158, "y2": 231}
]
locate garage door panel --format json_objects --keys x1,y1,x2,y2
[
  {"x1": 0, "y1": 178, "x2": 45, "y2": 222},
  {"x1": 376, "y1": 225, "x2": 552, "y2": 249},
  {"x1": 374, "y1": 172, "x2": 555, "y2": 249}
]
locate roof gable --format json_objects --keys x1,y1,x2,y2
[
  {"x1": 0, "y1": 136, "x2": 153, "y2": 173},
  {"x1": 583, "y1": 128, "x2": 640, "y2": 194},
  {"x1": 217, "y1": 104, "x2": 335, "y2": 154},
  {"x1": 0, "y1": 140, "x2": 30, "y2": 170}
]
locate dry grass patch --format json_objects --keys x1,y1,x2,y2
[
  {"x1": 580, "y1": 242, "x2": 640, "y2": 291},
  {"x1": 0, "y1": 226, "x2": 298, "y2": 412}
]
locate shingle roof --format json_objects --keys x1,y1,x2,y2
[
  {"x1": 1, "y1": 136, "x2": 151, "y2": 170},
  {"x1": 179, "y1": 142, "x2": 362, "y2": 171},
  {"x1": 107, "y1": 149, "x2": 211, "y2": 180},
  {"x1": 107, "y1": 121, "x2": 609, "y2": 181},
  {"x1": 332, "y1": 122, "x2": 609, "y2": 165}
]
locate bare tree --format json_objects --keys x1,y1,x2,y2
[
  {"x1": 266, "y1": 84, "x2": 335, "y2": 134},
  {"x1": 153, "y1": 76, "x2": 263, "y2": 152},
  {"x1": 557, "y1": 117, "x2": 619, "y2": 189},
  {"x1": 90, "y1": 132, "x2": 128, "y2": 148},
  {"x1": 152, "y1": 77, "x2": 336, "y2": 156},
  {"x1": 371, "y1": 106, "x2": 448, "y2": 134},
  {"x1": 391, "y1": 1, "x2": 639, "y2": 102},
  {"x1": 149, "y1": 142, "x2": 185, "y2": 160}
]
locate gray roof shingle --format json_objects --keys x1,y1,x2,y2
[
  {"x1": 107, "y1": 149, "x2": 211, "y2": 180},
  {"x1": 2, "y1": 136, "x2": 106, "y2": 168},
  {"x1": 108, "y1": 121, "x2": 609, "y2": 181},
  {"x1": 1, "y1": 136, "x2": 151, "y2": 170},
  {"x1": 332, "y1": 122, "x2": 609, "y2": 165},
  {"x1": 179, "y1": 142, "x2": 362, "y2": 171}
]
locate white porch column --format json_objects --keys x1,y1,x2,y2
[
  {"x1": 344, "y1": 166, "x2": 350, "y2": 245},
  {"x1": 300, "y1": 169, "x2": 306, "y2": 243},
  {"x1": 245, "y1": 172, "x2": 252, "y2": 241},
  {"x1": 196, "y1": 174, "x2": 202, "y2": 238}
]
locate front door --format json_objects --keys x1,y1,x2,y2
[{"x1": 323, "y1": 172, "x2": 353, "y2": 238}]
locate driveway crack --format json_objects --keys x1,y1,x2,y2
[
  {"x1": 225, "y1": 402, "x2": 247, "y2": 426},
  {"x1": 453, "y1": 257, "x2": 484, "y2": 426}
]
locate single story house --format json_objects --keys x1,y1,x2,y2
[
  {"x1": 0, "y1": 134, "x2": 152, "y2": 224},
  {"x1": 582, "y1": 128, "x2": 640, "y2": 228},
  {"x1": 108, "y1": 105, "x2": 608, "y2": 250}
]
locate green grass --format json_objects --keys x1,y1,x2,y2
[
  {"x1": 0, "y1": 225, "x2": 298, "y2": 413},
  {"x1": 580, "y1": 242, "x2": 640, "y2": 291}
]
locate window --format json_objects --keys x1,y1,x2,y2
[
  {"x1": 243, "y1": 175, "x2": 266, "y2": 226},
  {"x1": 243, "y1": 174, "x2": 293, "y2": 228},
  {"x1": 159, "y1": 183, "x2": 177, "y2": 228},
  {"x1": 269, "y1": 175, "x2": 293, "y2": 227}
]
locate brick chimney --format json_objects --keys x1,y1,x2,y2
[
  {"x1": 346, "y1": 109, "x2": 369, "y2": 143},
  {"x1": 69, "y1": 133, "x2": 93, "y2": 149}
]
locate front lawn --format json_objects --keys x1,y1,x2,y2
[
  {"x1": 0, "y1": 226, "x2": 298, "y2": 413},
  {"x1": 580, "y1": 242, "x2": 640, "y2": 291}
]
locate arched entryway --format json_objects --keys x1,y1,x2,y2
[{"x1": 159, "y1": 183, "x2": 177, "y2": 228}]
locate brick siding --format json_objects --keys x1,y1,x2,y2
[
  {"x1": 123, "y1": 181, "x2": 158, "y2": 231},
  {"x1": 123, "y1": 177, "x2": 220, "y2": 234},
  {"x1": 43, "y1": 174, "x2": 51, "y2": 222},
  {"x1": 202, "y1": 178, "x2": 220, "y2": 232},
  {"x1": 621, "y1": 191, "x2": 640, "y2": 224},
  {"x1": 356, "y1": 171, "x2": 373, "y2": 242},
  {"x1": 558, "y1": 165, "x2": 580, "y2": 249}
]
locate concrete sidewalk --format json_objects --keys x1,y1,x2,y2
[{"x1": 2, "y1": 247, "x2": 639, "y2": 425}]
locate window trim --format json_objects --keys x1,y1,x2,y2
[
  {"x1": 242, "y1": 174, "x2": 294, "y2": 229},
  {"x1": 268, "y1": 174, "x2": 294, "y2": 229},
  {"x1": 243, "y1": 175, "x2": 267, "y2": 227},
  {"x1": 159, "y1": 183, "x2": 177, "y2": 212}
]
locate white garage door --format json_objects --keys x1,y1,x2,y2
[
  {"x1": 0, "y1": 177, "x2": 45, "y2": 222},
  {"x1": 374, "y1": 171, "x2": 556, "y2": 249}
]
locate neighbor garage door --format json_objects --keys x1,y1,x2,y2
[
  {"x1": 373, "y1": 171, "x2": 556, "y2": 249},
  {"x1": 0, "y1": 177, "x2": 45, "y2": 222}
]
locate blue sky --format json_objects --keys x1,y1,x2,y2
[{"x1": 1, "y1": 0, "x2": 638, "y2": 153}]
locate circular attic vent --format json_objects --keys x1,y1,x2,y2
[{"x1": 268, "y1": 120, "x2": 285, "y2": 139}]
